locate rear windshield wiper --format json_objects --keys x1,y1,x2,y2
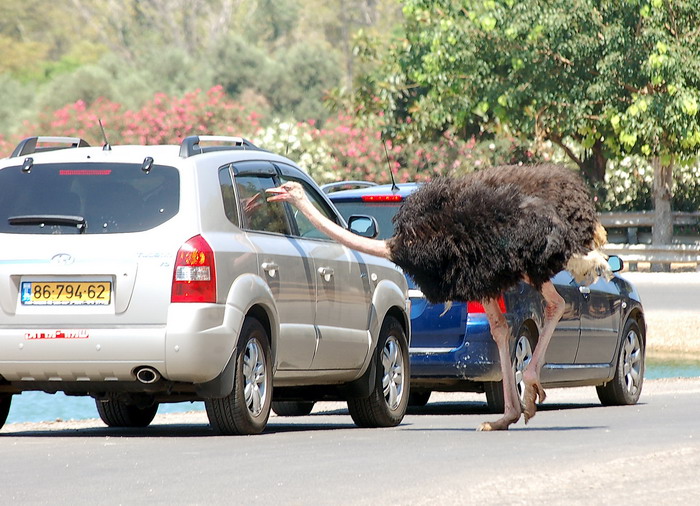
[{"x1": 8, "y1": 215, "x2": 88, "y2": 233}]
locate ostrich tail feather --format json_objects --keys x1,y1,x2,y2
[
  {"x1": 567, "y1": 250, "x2": 613, "y2": 286},
  {"x1": 593, "y1": 222, "x2": 608, "y2": 249}
]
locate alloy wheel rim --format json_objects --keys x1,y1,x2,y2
[
  {"x1": 243, "y1": 338, "x2": 267, "y2": 417},
  {"x1": 513, "y1": 333, "x2": 533, "y2": 400},
  {"x1": 622, "y1": 329, "x2": 643, "y2": 395},
  {"x1": 382, "y1": 336, "x2": 405, "y2": 410}
]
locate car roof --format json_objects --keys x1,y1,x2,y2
[{"x1": 326, "y1": 182, "x2": 419, "y2": 202}]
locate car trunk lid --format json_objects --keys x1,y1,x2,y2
[{"x1": 0, "y1": 234, "x2": 178, "y2": 326}]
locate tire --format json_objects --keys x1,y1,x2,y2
[
  {"x1": 205, "y1": 317, "x2": 272, "y2": 435},
  {"x1": 0, "y1": 394, "x2": 12, "y2": 429},
  {"x1": 408, "y1": 390, "x2": 431, "y2": 407},
  {"x1": 485, "y1": 325, "x2": 535, "y2": 413},
  {"x1": 95, "y1": 396, "x2": 159, "y2": 428},
  {"x1": 347, "y1": 316, "x2": 409, "y2": 428},
  {"x1": 272, "y1": 401, "x2": 315, "y2": 417},
  {"x1": 597, "y1": 319, "x2": 645, "y2": 406}
]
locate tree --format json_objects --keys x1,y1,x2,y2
[
  {"x1": 359, "y1": 0, "x2": 700, "y2": 262},
  {"x1": 269, "y1": 42, "x2": 342, "y2": 121}
]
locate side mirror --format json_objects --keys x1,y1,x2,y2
[
  {"x1": 348, "y1": 215, "x2": 379, "y2": 238},
  {"x1": 607, "y1": 255, "x2": 624, "y2": 273}
]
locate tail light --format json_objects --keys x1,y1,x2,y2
[
  {"x1": 361, "y1": 195, "x2": 404, "y2": 202},
  {"x1": 171, "y1": 235, "x2": 217, "y2": 303},
  {"x1": 467, "y1": 295, "x2": 506, "y2": 314}
]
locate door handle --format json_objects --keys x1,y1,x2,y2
[
  {"x1": 318, "y1": 267, "x2": 334, "y2": 282},
  {"x1": 262, "y1": 262, "x2": 279, "y2": 278}
]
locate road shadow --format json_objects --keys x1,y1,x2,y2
[
  {"x1": 1, "y1": 400, "x2": 642, "y2": 437},
  {"x1": 0, "y1": 417, "x2": 359, "y2": 438}
]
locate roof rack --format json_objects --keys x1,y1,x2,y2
[
  {"x1": 11, "y1": 136, "x2": 91, "y2": 158},
  {"x1": 179, "y1": 135, "x2": 260, "y2": 158}
]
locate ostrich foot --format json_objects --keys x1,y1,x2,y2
[
  {"x1": 476, "y1": 411, "x2": 520, "y2": 431},
  {"x1": 522, "y1": 379, "x2": 547, "y2": 424}
]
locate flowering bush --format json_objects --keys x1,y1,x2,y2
[
  {"x1": 593, "y1": 158, "x2": 653, "y2": 212},
  {"x1": 252, "y1": 119, "x2": 337, "y2": 181},
  {"x1": 594, "y1": 157, "x2": 700, "y2": 212},
  {"x1": 673, "y1": 164, "x2": 700, "y2": 212},
  {"x1": 252, "y1": 114, "x2": 529, "y2": 185},
  {"x1": 0, "y1": 86, "x2": 263, "y2": 154},
  {"x1": 3, "y1": 86, "x2": 697, "y2": 215},
  {"x1": 0, "y1": 134, "x2": 12, "y2": 158}
]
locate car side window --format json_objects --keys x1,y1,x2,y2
[
  {"x1": 218, "y1": 166, "x2": 240, "y2": 226},
  {"x1": 279, "y1": 176, "x2": 335, "y2": 240},
  {"x1": 235, "y1": 174, "x2": 291, "y2": 235}
]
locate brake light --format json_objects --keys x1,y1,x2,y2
[
  {"x1": 467, "y1": 296, "x2": 506, "y2": 314},
  {"x1": 59, "y1": 169, "x2": 112, "y2": 176},
  {"x1": 171, "y1": 235, "x2": 217, "y2": 303},
  {"x1": 361, "y1": 195, "x2": 403, "y2": 202}
]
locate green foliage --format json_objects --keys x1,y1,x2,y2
[
  {"x1": 362, "y1": 0, "x2": 700, "y2": 181},
  {"x1": 0, "y1": 0, "x2": 404, "y2": 138},
  {"x1": 248, "y1": 0, "x2": 301, "y2": 42},
  {"x1": 267, "y1": 42, "x2": 342, "y2": 121},
  {"x1": 0, "y1": 75, "x2": 36, "y2": 135},
  {"x1": 207, "y1": 34, "x2": 275, "y2": 100},
  {"x1": 0, "y1": 35, "x2": 48, "y2": 76},
  {"x1": 35, "y1": 65, "x2": 116, "y2": 112}
]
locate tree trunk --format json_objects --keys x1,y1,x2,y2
[{"x1": 652, "y1": 157, "x2": 673, "y2": 272}]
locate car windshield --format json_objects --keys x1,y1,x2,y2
[
  {"x1": 0, "y1": 162, "x2": 179, "y2": 234},
  {"x1": 332, "y1": 201, "x2": 401, "y2": 240}
]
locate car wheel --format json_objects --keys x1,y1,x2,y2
[
  {"x1": 0, "y1": 394, "x2": 12, "y2": 429},
  {"x1": 95, "y1": 396, "x2": 159, "y2": 427},
  {"x1": 597, "y1": 319, "x2": 645, "y2": 406},
  {"x1": 272, "y1": 401, "x2": 315, "y2": 417},
  {"x1": 485, "y1": 325, "x2": 535, "y2": 413},
  {"x1": 205, "y1": 317, "x2": 272, "y2": 435},
  {"x1": 408, "y1": 390, "x2": 431, "y2": 407},
  {"x1": 347, "y1": 316, "x2": 409, "y2": 428}
]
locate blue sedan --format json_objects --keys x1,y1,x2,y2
[{"x1": 326, "y1": 181, "x2": 646, "y2": 411}]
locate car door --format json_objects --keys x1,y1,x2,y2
[
  {"x1": 575, "y1": 277, "x2": 622, "y2": 364},
  {"x1": 537, "y1": 271, "x2": 583, "y2": 384},
  {"x1": 277, "y1": 168, "x2": 373, "y2": 370},
  {"x1": 546, "y1": 272, "x2": 582, "y2": 363},
  {"x1": 231, "y1": 162, "x2": 317, "y2": 371}
]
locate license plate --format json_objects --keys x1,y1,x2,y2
[{"x1": 21, "y1": 281, "x2": 112, "y2": 306}]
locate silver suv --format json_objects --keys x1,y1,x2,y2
[{"x1": 0, "y1": 135, "x2": 410, "y2": 434}]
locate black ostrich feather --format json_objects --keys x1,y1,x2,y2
[{"x1": 387, "y1": 164, "x2": 600, "y2": 303}]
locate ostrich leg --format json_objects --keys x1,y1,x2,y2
[
  {"x1": 521, "y1": 280, "x2": 565, "y2": 423},
  {"x1": 477, "y1": 298, "x2": 522, "y2": 431}
]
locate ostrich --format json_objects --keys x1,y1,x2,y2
[{"x1": 267, "y1": 164, "x2": 611, "y2": 431}]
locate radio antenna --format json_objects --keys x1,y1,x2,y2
[
  {"x1": 382, "y1": 138, "x2": 399, "y2": 192},
  {"x1": 98, "y1": 119, "x2": 112, "y2": 151},
  {"x1": 285, "y1": 122, "x2": 293, "y2": 156}
]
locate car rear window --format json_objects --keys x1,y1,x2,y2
[
  {"x1": 332, "y1": 201, "x2": 400, "y2": 240},
  {"x1": 0, "y1": 162, "x2": 179, "y2": 234}
]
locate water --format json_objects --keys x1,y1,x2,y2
[
  {"x1": 4, "y1": 359, "x2": 699, "y2": 424},
  {"x1": 645, "y1": 356, "x2": 700, "y2": 380},
  {"x1": 5, "y1": 394, "x2": 204, "y2": 424}
]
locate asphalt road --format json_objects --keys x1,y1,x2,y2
[
  {"x1": 621, "y1": 271, "x2": 700, "y2": 312},
  {"x1": 1, "y1": 378, "x2": 699, "y2": 505}
]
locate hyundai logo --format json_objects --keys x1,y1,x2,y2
[{"x1": 51, "y1": 253, "x2": 74, "y2": 265}]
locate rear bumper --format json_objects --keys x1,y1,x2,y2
[
  {"x1": 409, "y1": 317, "x2": 501, "y2": 382},
  {"x1": 0, "y1": 303, "x2": 242, "y2": 387}
]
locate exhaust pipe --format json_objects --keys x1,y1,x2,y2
[{"x1": 135, "y1": 366, "x2": 161, "y2": 384}]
